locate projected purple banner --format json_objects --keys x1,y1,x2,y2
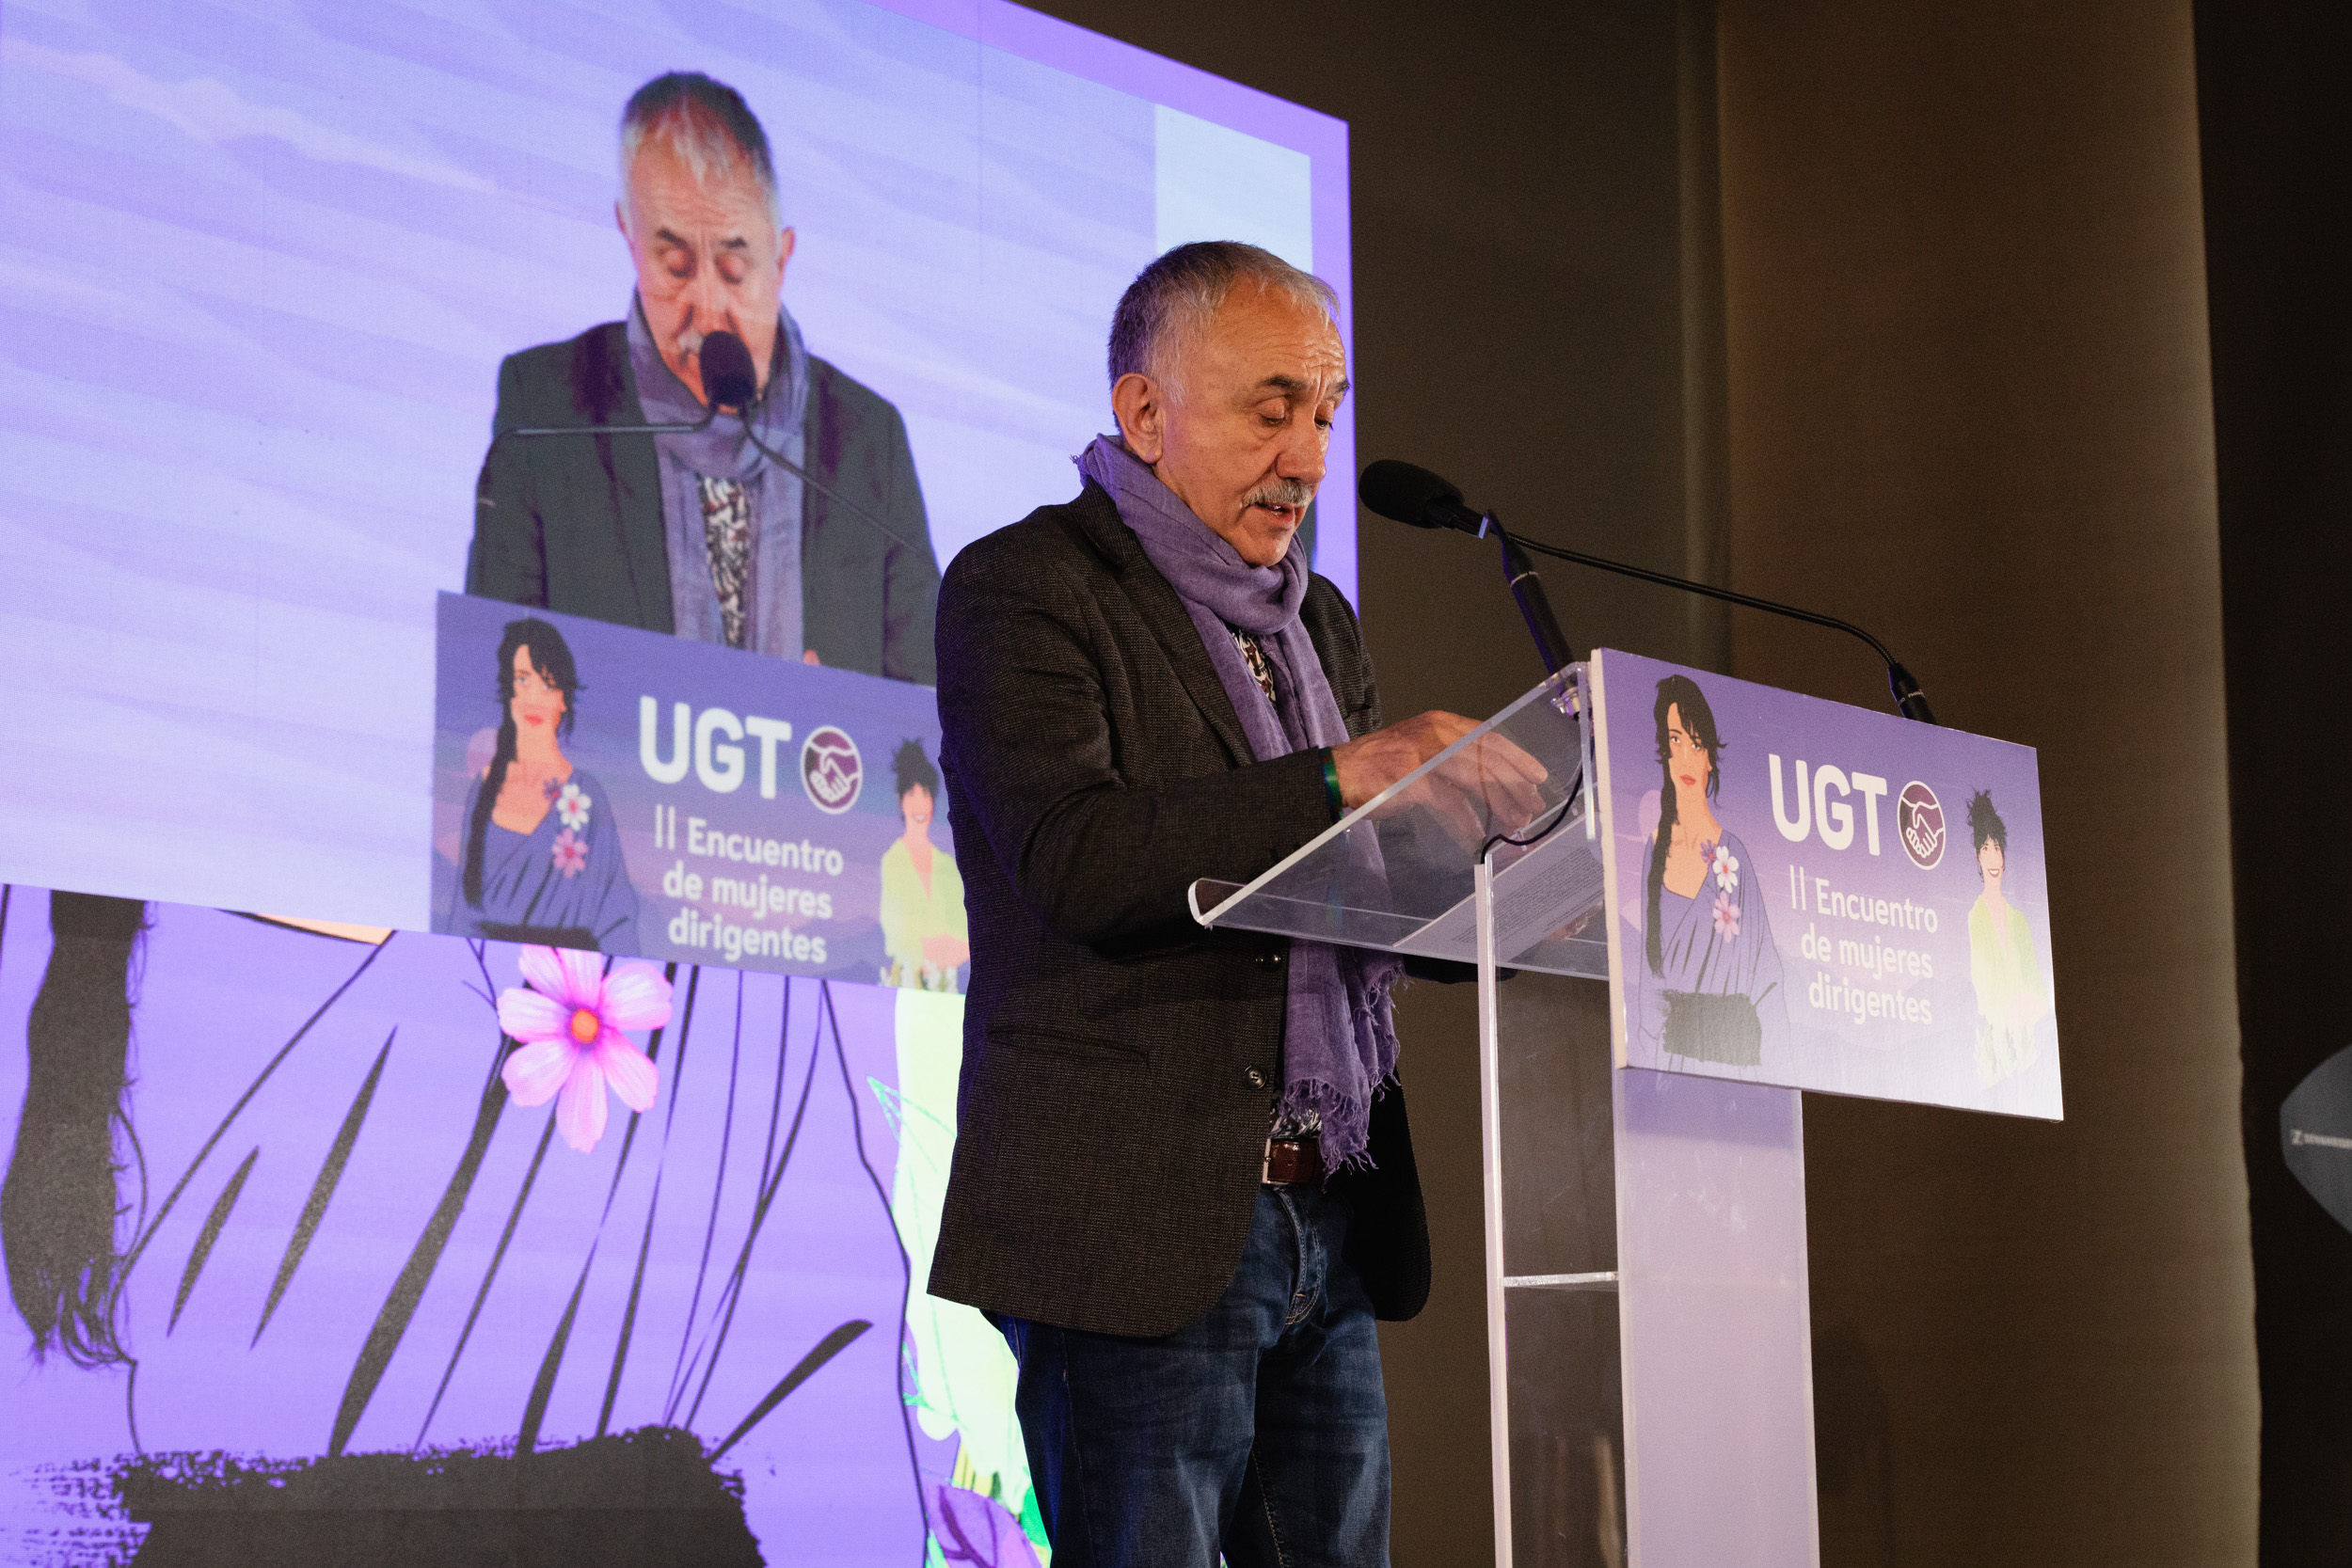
[
  {"x1": 432, "y1": 594, "x2": 963, "y2": 989},
  {"x1": 1592, "y1": 648, "x2": 2062, "y2": 1118}
]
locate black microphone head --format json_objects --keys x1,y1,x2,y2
[
  {"x1": 698, "y1": 330, "x2": 758, "y2": 411},
  {"x1": 1359, "y1": 460, "x2": 1479, "y2": 531}
]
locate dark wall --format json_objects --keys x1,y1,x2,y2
[
  {"x1": 1715, "y1": 1, "x2": 2256, "y2": 1562},
  {"x1": 1021, "y1": 1, "x2": 2265, "y2": 1561},
  {"x1": 2195, "y1": 1, "x2": 2352, "y2": 1560}
]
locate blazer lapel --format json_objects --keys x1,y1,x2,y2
[
  {"x1": 1068, "y1": 483, "x2": 1255, "y2": 768},
  {"x1": 583, "y1": 323, "x2": 675, "y2": 634}
]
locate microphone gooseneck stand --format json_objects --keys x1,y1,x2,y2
[
  {"x1": 476, "y1": 327, "x2": 926, "y2": 557},
  {"x1": 727, "y1": 420, "x2": 930, "y2": 556},
  {"x1": 694, "y1": 331, "x2": 930, "y2": 555},
  {"x1": 1359, "y1": 459, "x2": 1937, "y2": 724},
  {"x1": 1500, "y1": 529, "x2": 1935, "y2": 724},
  {"x1": 1498, "y1": 528, "x2": 1574, "y2": 677},
  {"x1": 474, "y1": 398, "x2": 721, "y2": 504},
  {"x1": 478, "y1": 326, "x2": 754, "y2": 460}
]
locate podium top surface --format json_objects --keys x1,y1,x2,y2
[
  {"x1": 1194, "y1": 651, "x2": 2062, "y2": 1119},
  {"x1": 1189, "y1": 669, "x2": 1607, "y2": 977}
]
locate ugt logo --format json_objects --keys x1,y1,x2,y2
[
  {"x1": 1898, "y1": 780, "x2": 1945, "y2": 870},
  {"x1": 801, "y1": 726, "x2": 862, "y2": 815}
]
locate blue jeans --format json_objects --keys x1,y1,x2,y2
[{"x1": 1000, "y1": 1184, "x2": 1391, "y2": 1567}]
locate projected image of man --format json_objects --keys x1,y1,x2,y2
[{"x1": 467, "y1": 71, "x2": 939, "y2": 683}]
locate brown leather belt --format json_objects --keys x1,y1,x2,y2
[{"x1": 1262, "y1": 1136, "x2": 1325, "y2": 1187}]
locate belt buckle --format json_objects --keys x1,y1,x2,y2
[{"x1": 1263, "y1": 1136, "x2": 1316, "y2": 1187}]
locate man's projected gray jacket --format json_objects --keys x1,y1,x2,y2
[{"x1": 466, "y1": 321, "x2": 939, "y2": 683}]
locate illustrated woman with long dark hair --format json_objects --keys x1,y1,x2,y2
[
  {"x1": 443, "y1": 618, "x2": 638, "y2": 950},
  {"x1": 1632, "y1": 674, "x2": 1785, "y2": 1066},
  {"x1": 1964, "y1": 789, "x2": 2044, "y2": 1084}
]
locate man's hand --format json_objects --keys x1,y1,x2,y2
[
  {"x1": 1331, "y1": 712, "x2": 1551, "y2": 843},
  {"x1": 1332, "y1": 712, "x2": 1482, "y2": 808}
]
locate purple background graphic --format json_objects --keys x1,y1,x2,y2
[
  {"x1": 0, "y1": 5, "x2": 1346, "y2": 1554},
  {"x1": 0, "y1": 0, "x2": 1351, "y2": 935},
  {"x1": 433, "y1": 593, "x2": 953, "y2": 984},
  {"x1": 0, "y1": 888, "x2": 1008, "y2": 1562},
  {"x1": 1594, "y1": 648, "x2": 2063, "y2": 1119}
]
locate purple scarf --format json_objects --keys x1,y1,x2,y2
[{"x1": 1076, "y1": 436, "x2": 1403, "y2": 1171}]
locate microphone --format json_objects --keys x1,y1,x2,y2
[
  {"x1": 1359, "y1": 462, "x2": 1573, "y2": 676},
  {"x1": 1359, "y1": 460, "x2": 1484, "y2": 535},
  {"x1": 479, "y1": 329, "x2": 928, "y2": 557},
  {"x1": 473, "y1": 331, "x2": 734, "y2": 512},
  {"x1": 695, "y1": 328, "x2": 759, "y2": 411},
  {"x1": 704, "y1": 333, "x2": 928, "y2": 556},
  {"x1": 1360, "y1": 460, "x2": 1938, "y2": 724}
]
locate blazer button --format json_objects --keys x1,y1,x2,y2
[{"x1": 1246, "y1": 1068, "x2": 1266, "y2": 1089}]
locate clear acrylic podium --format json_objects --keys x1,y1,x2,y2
[{"x1": 1190, "y1": 668, "x2": 1820, "y2": 1568}]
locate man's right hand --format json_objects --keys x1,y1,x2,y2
[
  {"x1": 1330, "y1": 712, "x2": 1551, "y2": 841},
  {"x1": 1330, "y1": 711, "x2": 1482, "y2": 809}
]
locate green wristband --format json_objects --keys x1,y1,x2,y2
[{"x1": 1322, "y1": 748, "x2": 1344, "y2": 819}]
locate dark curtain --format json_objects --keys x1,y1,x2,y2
[{"x1": 2195, "y1": 2, "x2": 2352, "y2": 1559}]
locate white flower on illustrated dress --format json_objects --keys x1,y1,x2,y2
[{"x1": 555, "y1": 781, "x2": 592, "y2": 832}]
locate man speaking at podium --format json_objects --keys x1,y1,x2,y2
[
  {"x1": 931, "y1": 243, "x2": 1524, "y2": 1565},
  {"x1": 466, "y1": 71, "x2": 939, "y2": 683}
]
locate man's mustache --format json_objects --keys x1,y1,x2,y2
[
  {"x1": 672, "y1": 307, "x2": 752, "y2": 357},
  {"x1": 1245, "y1": 479, "x2": 1316, "y2": 511}
]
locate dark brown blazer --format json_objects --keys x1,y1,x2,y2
[
  {"x1": 465, "y1": 322, "x2": 940, "y2": 683},
  {"x1": 927, "y1": 480, "x2": 1430, "y2": 1338}
]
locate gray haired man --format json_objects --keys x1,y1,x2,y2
[
  {"x1": 468, "y1": 71, "x2": 939, "y2": 682},
  {"x1": 930, "y1": 243, "x2": 1529, "y2": 1565}
]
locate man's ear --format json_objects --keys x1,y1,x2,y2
[
  {"x1": 776, "y1": 227, "x2": 797, "y2": 287},
  {"x1": 1111, "y1": 371, "x2": 1167, "y2": 464},
  {"x1": 615, "y1": 198, "x2": 631, "y2": 244}
]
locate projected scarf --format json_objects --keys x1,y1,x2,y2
[{"x1": 625, "y1": 295, "x2": 811, "y2": 659}]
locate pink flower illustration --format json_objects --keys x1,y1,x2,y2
[
  {"x1": 497, "y1": 946, "x2": 672, "y2": 1153},
  {"x1": 1709, "y1": 842, "x2": 1739, "y2": 891},
  {"x1": 550, "y1": 828, "x2": 587, "y2": 878},
  {"x1": 1709, "y1": 889, "x2": 1740, "y2": 941}
]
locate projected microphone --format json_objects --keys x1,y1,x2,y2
[
  {"x1": 471, "y1": 334, "x2": 727, "y2": 516},
  {"x1": 477, "y1": 330, "x2": 927, "y2": 557},
  {"x1": 693, "y1": 326, "x2": 760, "y2": 411},
  {"x1": 696, "y1": 332, "x2": 930, "y2": 556},
  {"x1": 486, "y1": 368, "x2": 726, "y2": 443},
  {"x1": 1360, "y1": 459, "x2": 1938, "y2": 724}
]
